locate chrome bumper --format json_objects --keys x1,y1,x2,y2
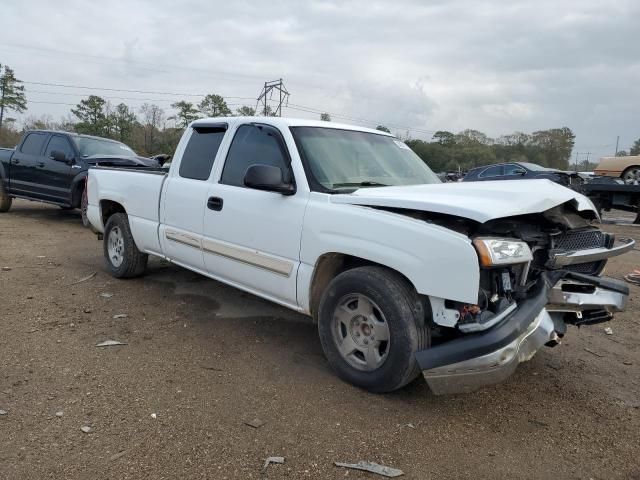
[
  {"x1": 548, "y1": 237, "x2": 634, "y2": 268},
  {"x1": 418, "y1": 274, "x2": 629, "y2": 395}
]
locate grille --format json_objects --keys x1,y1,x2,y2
[{"x1": 550, "y1": 229, "x2": 608, "y2": 275}]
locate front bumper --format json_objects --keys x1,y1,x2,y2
[{"x1": 417, "y1": 272, "x2": 628, "y2": 395}]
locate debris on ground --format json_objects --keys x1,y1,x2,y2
[
  {"x1": 109, "y1": 451, "x2": 126, "y2": 461},
  {"x1": 100, "y1": 293, "x2": 114, "y2": 298},
  {"x1": 623, "y1": 361, "x2": 633, "y2": 365},
  {"x1": 528, "y1": 419, "x2": 549, "y2": 428},
  {"x1": 80, "y1": 426, "x2": 92, "y2": 433},
  {"x1": 55, "y1": 411, "x2": 63, "y2": 417},
  {"x1": 604, "y1": 327, "x2": 613, "y2": 335},
  {"x1": 95, "y1": 340, "x2": 127, "y2": 347},
  {"x1": 2, "y1": 267, "x2": 11, "y2": 271},
  {"x1": 151, "y1": 413, "x2": 157, "y2": 419},
  {"x1": 624, "y1": 270, "x2": 640, "y2": 285},
  {"x1": 584, "y1": 347, "x2": 605, "y2": 358},
  {"x1": 83, "y1": 308, "x2": 92, "y2": 314},
  {"x1": 65, "y1": 272, "x2": 97, "y2": 287},
  {"x1": 244, "y1": 418, "x2": 265, "y2": 429},
  {"x1": 0, "y1": 409, "x2": 7, "y2": 416},
  {"x1": 262, "y1": 456, "x2": 285, "y2": 472},
  {"x1": 334, "y1": 461, "x2": 404, "y2": 477},
  {"x1": 113, "y1": 314, "x2": 128, "y2": 319}
]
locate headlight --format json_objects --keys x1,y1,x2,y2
[{"x1": 473, "y1": 238, "x2": 533, "y2": 267}]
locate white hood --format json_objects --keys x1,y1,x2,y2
[{"x1": 331, "y1": 179, "x2": 596, "y2": 223}]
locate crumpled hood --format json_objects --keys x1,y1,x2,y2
[{"x1": 331, "y1": 179, "x2": 596, "y2": 223}]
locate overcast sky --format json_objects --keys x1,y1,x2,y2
[{"x1": 1, "y1": 0, "x2": 638, "y2": 161}]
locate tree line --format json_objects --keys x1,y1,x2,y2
[{"x1": 1, "y1": 62, "x2": 639, "y2": 169}]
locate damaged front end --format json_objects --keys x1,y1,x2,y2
[{"x1": 416, "y1": 202, "x2": 633, "y2": 395}]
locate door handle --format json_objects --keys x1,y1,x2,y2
[
  {"x1": 11, "y1": 159, "x2": 20, "y2": 164},
  {"x1": 207, "y1": 196, "x2": 223, "y2": 211},
  {"x1": 37, "y1": 162, "x2": 45, "y2": 167}
]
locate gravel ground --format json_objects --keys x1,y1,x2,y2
[{"x1": 1, "y1": 200, "x2": 639, "y2": 479}]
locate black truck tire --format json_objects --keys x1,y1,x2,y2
[
  {"x1": 0, "y1": 182, "x2": 12, "y2": 213},
  {"x1": 317, "y1": 266, "x2": 430, "y2": 393},
  {"x1": 103, "y1": 213, "x2": 148, "y2": 278},
  {"x1": 80, "y1": 187, "x2": 89, "y2": 227}
]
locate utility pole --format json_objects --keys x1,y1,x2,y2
[
  {"x1": 574, "y1": 150, "x2": 579, "y2": 172},
  {"x1": 255, "y1": 79, "x2": 289, "y2": 117},
  {"x1": 615, "y1": 136, "x2": 620, "y2": 156}
]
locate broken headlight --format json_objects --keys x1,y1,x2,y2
[{"x1": 473, "y1": 238, "x2": 533, "y2": 267}]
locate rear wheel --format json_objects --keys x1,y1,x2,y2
[
  {"x1": 0, "y1": 182, "x2": 12, "y2": 213},
  {"x1": 317, "y1": 266, "x2": 430, "y2": 393},
  {"x1": 622, "y1": 166, "x2": 640, "y2": 185},
  {"x1": 103, "y1": 213, "x2": 148, "y2": 278}
]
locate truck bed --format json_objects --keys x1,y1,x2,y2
[
  {"x1": 87, "y1": 166, "x2": 168, "y2": 253},
  {"x1": 583, "y1": 180, "x2": 640, "y2": 222}
]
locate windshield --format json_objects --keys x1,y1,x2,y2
[
  {"x1": 291, "y1": 127, "x2": 440, "y2": 191},
  {"x1": 72, "y1": 137, "x2": 137, "y2": 158},
  {"x1": 519, "y1": 162, "x2": 553, "y2": 172}
]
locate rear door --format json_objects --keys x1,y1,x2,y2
[
  {"x1": 38, "y1": 134, "x2": 76, "y2": 203},
  {"x1": 159, "y1": 124, "x2": 228, "y2": 272},
  {"x1": 7, "y1": 132, "x2": 50, "y2": 197}
]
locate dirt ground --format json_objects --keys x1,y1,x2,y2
[{"x1": 1, "y1": 200, "x2": 639, "y2": 480}]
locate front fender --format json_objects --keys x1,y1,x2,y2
[
  {"x1": 300, "y1": 201, "x2": 480, "y2": 304},
  {"x1": 70, "y1": 171, "x2": 88, "y2": 207}
]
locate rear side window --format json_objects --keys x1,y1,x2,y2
[
  {"x1": 20, "y1": 133, "x2": 48, "y2": 155},
  {"x1": 221, "y1": 124, "x2": 290, "y2": 187},
  {"x1": 479, "y1": 165, "x2": 503, "y2": 178},
  {"x1": 179, "y1": 127, "x2": 226, "y2": 180}
]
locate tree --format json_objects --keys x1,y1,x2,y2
[
  {"x1": 0, "y1": 64, "x2": 27, "y2": 133},
  {"x1": 616, "y1": 150, "x2": 628, "y2": 156},
  {"x1": 236, "y1": 106, "x2": 256, "y2": 116},
  {"x1": 109, "y1": 103, "x2": 137, "y2": 143},
  {"x1": 376, "y1": 125, "x2": 391, "y2": 133},
  {"x1": 198, "y1": 94, "x2": 231, "y2": 117},
  {"x1": 432, "y1": 131, "x2": 455, "y2": 146},
  {"x1": 170, "y1": 101, "x2": 199, "y2": 128},
  {"x1": 139, "y1": 103, "x2": 165, "y2": 154},
  {"x1": 320, "y1": 112, "x2": 331, "y2": 122},
  {"x1": 630, "y1": 138, "x2": 640, "y2": 156},
  {"x1": 72, "y1": 95, "x2": 107, "y2": 136}
]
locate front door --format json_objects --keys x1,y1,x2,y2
[
  {"x1": 159, "y1": 125, "x2": 227, "y2": 273},
  {"x1": 202, "y1": 123, "x2": 308, "y2": 307},
  {"x1": 39, "y1": 134, "x2": 75, "y2": 203}
]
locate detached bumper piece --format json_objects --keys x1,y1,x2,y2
[{"x1": 417, "y1": 273, "x2": 629, "y2": 395}]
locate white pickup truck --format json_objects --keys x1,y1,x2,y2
[{"x1": 87, "y1": 117, "x2": 633, "y2": 395}]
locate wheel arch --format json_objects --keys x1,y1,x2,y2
[
  {"x1": 308, "y1": 252, "x2": 424, "y2": 321},
  {"x1": 70, "y1": 172, "x2": 88, "y2": 207},
  {"x1": 100, "y1": 199, "x2": 127, "y2": 226}
]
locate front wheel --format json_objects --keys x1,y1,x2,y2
[
  {"x1": 317, "y1": 266, "x2": 430, "y2": 393},
  {"x1": 103, "y1": 213, "x2": 148, "y2": 278},
  {"x1": 622, "y1": 166, "x2": 640, "y2": 185},
  {"x1": 0, "y1": 182, "x2": 12, "y2": 213}
]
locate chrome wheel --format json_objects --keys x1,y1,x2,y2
[
  {"x1": 107, "y1": 226, "x2": 125, "y2": 267},
  {"x1": 623, "y1": 168, "x2": 640, "y2": 185},
  {"x1": 332, "y1": 294, "x2": 390, "y2": 371}
]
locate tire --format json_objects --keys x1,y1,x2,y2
[
  {"x1": 103, "y1": 213, "x2": 148, "y2": 278},
  {"x1": 80, "y1": 187, "x2": 89, "y2": 227},
  {"x1": 317, "y1": 266, "x2": 430, "y2": 393},
  {"x1": 621, "y1": 166, "x2": 640, "y2": 185},
  {"x1": 0, "y1": 182, "x2": 12, "y2": 213}
]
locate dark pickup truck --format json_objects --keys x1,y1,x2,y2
[{"x1": 0, "y1": 130, "x2": 158, "y2": 225}]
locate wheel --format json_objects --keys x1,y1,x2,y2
[
  {"x1": 317, "y1": 266, "x2": 430, "y2": 393},
  {"x1": 621, "y1": 166, "x2": 640, "y2": 185},
  {"x1": 103, "y1": 213, "x2": 148, "y2": 278},
  {"x1": 0, "y1": 182, "x2": 12, "y2": 213},
  {"x1": 80, "y1": 187, "x2": 89, "y2": 227}
]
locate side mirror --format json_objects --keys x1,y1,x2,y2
[
  {"x1": 514, "y1": 169, "x2": 526, "y2": 176},
  {"x1": 244, "y1": 164, "x2": 295, "y2": 195},
  {"x1": 51, "y1": 150, "x2": 68, "y2": 163}
]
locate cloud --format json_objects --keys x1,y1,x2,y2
[{"x1": 0, "y1": 0, "x2": 638, "y2": 158}]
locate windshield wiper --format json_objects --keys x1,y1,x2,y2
[{"x1": 331, "y1": 181, "x2": 389, "y2": 188}]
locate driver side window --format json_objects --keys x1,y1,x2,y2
[
  {"x1": 44, "y1": 135, "x2": 74, "y2": 160},
  {"x1": 504, "y1": 164, "x2": 525, "y2": 176},
  {"x1": 220, "y1": 124, "x2": 291, "y2": 187}
]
